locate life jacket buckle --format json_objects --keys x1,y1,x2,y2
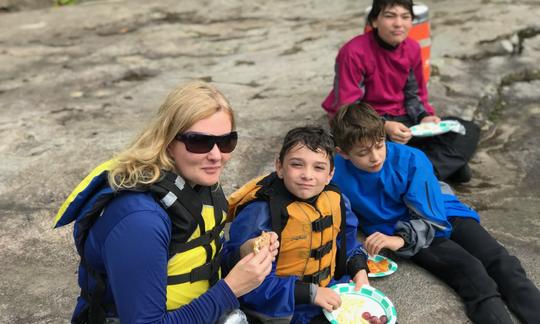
[
  {"x1": 302, "y1": 266, "x2": 331, "y2": 284},
  {"x1": 311, "y1": 215, "x2": 333, "y2": 232},
  {"x1": 310, "y1": 241, "x2": 333, "y2": 260}
]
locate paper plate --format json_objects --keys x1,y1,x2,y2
[
  {"x1": 368, "y1": 255, "x2": 398, "y2": 278},
  {"x1": 409, "y1": 120, "x2": 464, "y2": 137},
  {"x1": 323, "y1": 283, "x2": 397, "y2": 324}
]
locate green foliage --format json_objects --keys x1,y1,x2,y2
[{"x1": 55, "y1": 0, "x2": 77, "y2": 6}]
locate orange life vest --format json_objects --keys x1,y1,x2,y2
[{"x1": 228, "y1": 173, "x2": 346, "y2": 287}]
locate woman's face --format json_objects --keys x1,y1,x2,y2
[
  {"x1": 167, "y1": 110, "x2": 233, "y2": 186},
  {"x1": 372, "y1": 5, "x2": 413, "y2": 46}
]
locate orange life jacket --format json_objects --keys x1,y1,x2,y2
[{"x1": 228, "y1": 173, "x2": 346, "y2": 287}]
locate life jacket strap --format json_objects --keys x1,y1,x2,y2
[
  {"x1": 301, "y1": 266, "x2": 331, "y2": 284},
  {"x1": 311, "y1": 215, "x2": 333, "y2": 232},
  {"x1": 310, "y1": 241, "x2": 333, "y2": 260},
  {"x1": 168, "y1": 222, "x2": 225, "y2": 256},
  {"x1": 167, "y1": 254, "x2": 221, "y2": 285},
  {"x1": 76, "y1": 260, "x2": 117, "y2": 324}
]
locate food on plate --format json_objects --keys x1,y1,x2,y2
[
  {"x1": 367, "y1": 258, "x2": 390, "y2": 274},
  {"x1": 362, "y1": 311, "x2": 388, "y2": 324},
  {"x1": 412, "y1": 122, "x2": 440, "y2": 132},
  {"x1": 253, "y1": 231, "x2": 271, "y2": 253},
  {"x1": 333, "y1": 294, "x2": 366, "y2": 324},
  {"x1": 324, "y1": 284, "x2": 395, "y2": 324}
]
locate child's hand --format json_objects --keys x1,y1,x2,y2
[
  {"x1": 365, "y1": 232, "x2": 405, "y2": 256},
  {"x1": 351, "y1": 269, "x2": 369, "y2": 291},
  {"x1": 384, "y1": 121, "x2": 412, "y2": 144},
  {"x1": 314, "y1": 287, "x2": 342, "y2": 312},
  {"x1": 420, "y1": 115, "x2": 441, "y2": 124}
]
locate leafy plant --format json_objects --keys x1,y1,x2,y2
[{"x1": 55, "y1": 0, "x2": 77, "y2": 6}]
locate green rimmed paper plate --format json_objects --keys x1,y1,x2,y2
[
  {"x1": 323, "y1": 283, "x2": 397, "y2": 324},
  {"x1": 410, "y1": 120, "x2": 464, "y2": 137},
  {"x1": 368, "y1": 255, "x2": 398, "y2": 278}
]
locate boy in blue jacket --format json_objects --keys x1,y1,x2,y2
[
  {"x1": 222, "y1": 126, "x2": 369, "y2": 323},
  {"x1": 330, "y1": 102, "x2": 540, "y2": 324}
]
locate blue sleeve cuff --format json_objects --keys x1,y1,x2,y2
[{"x1": 213, "y1": 279, "x2": 240, "y2": 310}]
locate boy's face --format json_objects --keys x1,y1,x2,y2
[
  {"x1": 372, "y1": 5, "x2": 413, "y2": 46},
  {"x1": 275, "y1": 144, "x2": 334, "y2": 200},
  {"x1": 337, "y1": 139, "x2": 387, "y2": 173}
]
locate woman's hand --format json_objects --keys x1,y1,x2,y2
[
  {"x1": 384, "y1": 121, "x2": 412, "y2": 144},
  {"x1": 267, "y1": 232, "x2": 279, "y2": 260},
  {"x1": 364, "y1": 232, "x2": 405, "y2": 256},
  {"x1": 223, "y1": 248, "x2": 272, "y2": 297},
  {"x1": 239, "y1": 232, "x2": 279, "y2": 261},
  {"x1": 239, "y1": 237, "x2": 256, "y2": 258},
  {"x1": 420, "y1": 115, "x2": 441, "y2": 124},
  {"x1": 351, "y1": 269, "x2": 369, "y2": 291},
  {"x1": 314, "y1": 287, "x2": 342, "y2": 312}
]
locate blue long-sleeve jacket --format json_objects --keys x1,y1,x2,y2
[
  {"x1": 221, "y1": 194, "x2": 366, "y2": 323},
  {"x1": 72, "y1": 191, "x2": 239, "y2": 324},
  {"x1": 333, "y1": 142, "x2": 479, "y2": 256}
]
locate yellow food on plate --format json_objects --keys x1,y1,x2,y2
[
  {"x1": 253, "y1": 231, "x2": 271, "y2": 253},
  {"x1": 416, "y1": 123, "x2": 438, "y2": 131},
  {"x1": 333, "y1": 294, "x2": 366, "y2": 324},
  {"x1": 368, "y1": 258, "x2": 390, "y2": 274}
]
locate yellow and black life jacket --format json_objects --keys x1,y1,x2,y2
[
  {"x1": 54, "y1": 161, "x2": 227, "y2": 323},
  {"x1": 228, "y1": 172, "x2": 346, "y2": 287}
]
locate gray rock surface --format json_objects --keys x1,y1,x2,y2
[{"x1": 1, "y1": 0, "x2": 539, "y2": 323}]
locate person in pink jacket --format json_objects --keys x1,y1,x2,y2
[{"x1": 322, "y1": 0, "x2": 479, "y2": 183}]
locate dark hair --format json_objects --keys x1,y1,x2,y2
[
  {"x1": 278, "y1": 126, "x2": 335, "y2": 170},
  {"x1": 367, "y1": 0, "x2": 415, "y2": 27},
  {"x1": 330, "y1": 103, "x2": 385, "y2": 153}
]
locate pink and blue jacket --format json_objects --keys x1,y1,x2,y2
[{"x1": 322, "y1": 30, "x2": 434, "y2": 121}]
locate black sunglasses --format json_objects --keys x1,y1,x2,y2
[{"x1": 175, "y1": 131, "x2": 238, "y2": 154}]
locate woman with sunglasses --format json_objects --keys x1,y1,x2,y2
[{"x1": 54, "y1": 80, "x2": 276, "y2": 324}]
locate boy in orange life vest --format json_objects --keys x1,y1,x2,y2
[{"x1": 222, "y1": 126, "x2": 369, "y2": 324}]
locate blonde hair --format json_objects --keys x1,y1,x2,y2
[{"x1": 108, "y1": 80, "x2": 235, "y2": 190}]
